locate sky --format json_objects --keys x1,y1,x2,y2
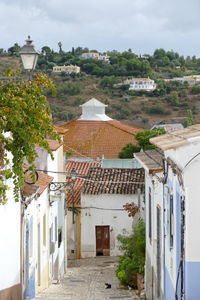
[{"x1": 1, "y1": 0, "x2": 200, "y2": 56}]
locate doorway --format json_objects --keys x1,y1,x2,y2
[{"x1": 95, "y1": 226, "x2": 110, "y2": 256}]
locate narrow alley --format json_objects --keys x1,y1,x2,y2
[{"x1": 34, "y1": 257, "x2": 141, "y2": 300}]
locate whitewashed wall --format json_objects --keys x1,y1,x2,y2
[
  {"x1": 0, "y1": 178, "x2": 21, "y2": 291},
  {"x1": 81, "y1": 193, "x2": 141, "y2": 258},
  {"x1": 166, "y1": 140, "x2": 200, "y2": 300}
]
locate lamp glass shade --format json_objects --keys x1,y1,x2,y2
[
  {"x1": 20, "y1": 53, "x2": 38, "y2": 70},
  {"x1": 19, "y1": 36, "x2": 39, "y2": 71}
]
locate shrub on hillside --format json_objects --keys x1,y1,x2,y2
[
  {"x1": 144, "y1": 105, "x2": 170, "y2": 115},
  {"x1": 191, "y1": 85, "x2": 200, "y2": 94}
]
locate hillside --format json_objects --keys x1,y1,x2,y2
[{"x1": 1, "y1": 54, "x2": 200, "y2": 129}]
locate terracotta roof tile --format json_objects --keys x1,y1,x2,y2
[
  {"x1": 54, "y1": 126, "x2": 69, "y2": 135},
  {"x1": 150, "y1": 124, "x2": 200, "y2": 150},
  {"x1": 58, "y1": 120, "x2": 142, "y2": 159},
  {"x1": 134, "y1": 150, "x2": 164, "y2": 174},
  {"x1": 23, "y1": 170, "x2": 53, "y2": 197},
  {"x1": 66, "y1": 160, "x2": 100, "y2": 205},
  {"x1": 82, "y1": 167, "x2": 144, "y2": 195},
  {"x1": 47, "y1": 139, "x2": 63, "y2": 151},
  {"x1": 36, "y1": 171, "x2": 54, "y2": 195}
]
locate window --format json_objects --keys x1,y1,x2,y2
[
  {"x1": 149, "y1": 187, "x2": 152, "y2": 241},
  {"x1": 58, "y1": 228, "x2": 62, "y2": 248},
  {"x1": 169, "y1": 195, "x2": 174, "y2": 248}
]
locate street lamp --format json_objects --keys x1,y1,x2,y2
[
  {"x1": 19, "y1": 36, "x2": 40, "y2": 79},
  {"x1": 0, "y1": 36, "x2": 39, "y2": 87}
]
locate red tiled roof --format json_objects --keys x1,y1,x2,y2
[
  {"x1": 54, "y1": 126, "x2": 69, "y2": 135},
  {"x1": 66, "y1": 160, "x2": 100, "y2": 205},
  {"x1": 58, "y1": 120, "x2": 142, "y2": 159},
  {"x1": 82, "y1": 167, "x2": 144, "y2": 195},
  {"x1": 36, "y1": 171, "x2": 54, "y2": 195},
  {"x1": 23, "y1": 170, "x2": 53, "y2": 197},
  {"x1": 47, "y1": 139, "x2": 63, "y2": 151}
]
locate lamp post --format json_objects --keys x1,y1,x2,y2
[
  {"x1": 19, "y1": 36, "x2": 39, "y2": 80},
  {"x1": 0, "y1": 36, "x2": 39, "y2": 87}
]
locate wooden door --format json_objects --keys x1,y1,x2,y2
[{"x1": 96, "y1": 226, "x2": 110, "y2": 256}]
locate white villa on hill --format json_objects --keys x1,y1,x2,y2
[
  {"x1": 124, "y1": 78, "x2": 156, "y2": 91},
  {"x1": 52, "y1": 65, "x2": 80, "y2": 74},
  {"x1": 81, "y1": 52, "x2": 110, "y2": 62}
]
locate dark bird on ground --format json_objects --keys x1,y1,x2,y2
[{"x1": 105, "y1": 283, "x2": 111, "y2": 289}]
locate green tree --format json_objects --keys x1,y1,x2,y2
[
  {"x1": 8, "y1": 43, "x2": 21, "y2": 55},
  {"x1": 118, "y1": 128, "x2": 166, "y2": 158},
  {"x1": 118, "y1": 143, "x2": 141, "y2": 158},
  {"x1": 186, "y1": 109, "x2": 195, "y2": 126},
  {"x1": 58, "y1": 41, "x2": 63, "y2": 54},
  {"x1": 136, "y1": 128, "x2": 166, "y2": 150},
  {"x1": 41, "y1": 46, "x2": 52, "y2": 55},
  {"x1": 0, "y1": 72, "x2": 59, "y2": 203}
]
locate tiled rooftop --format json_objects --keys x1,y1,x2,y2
[
  {"x1": 59, "y1": 120, "x2": 141, "y2": 159},
  {"x1": 54, "y1": 126, "x2": 69, "y2": 135},
  {"x1": 82, "y1": 167, "x2": 144, "y2": 195},
  {"x1": 134, "y1": 150, "x2": 164, "y2": 174},
  {"x1": 23, "y1": 170, "x2": 53, "y2": 198},
  {"x1": 150, "y1": 124, "x2": 200, "y2": 150},
  {"x1": 47, "y1": 139, "x2": 63, "y2": 151},
  {"x1": 66, "y1": 160, "x2": 100, "y2": 205}
]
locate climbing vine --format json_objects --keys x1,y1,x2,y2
[{"x1": 0, "y1": 71, "x2": 59, "y2": 203}]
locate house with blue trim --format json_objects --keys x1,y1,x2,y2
[{"x1": 135, "y1": 124, "x2": 200, "y2": 300}]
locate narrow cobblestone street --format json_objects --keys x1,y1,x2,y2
[{"x1": 34, "y1": 257, "x2": 141, "y2": 300}]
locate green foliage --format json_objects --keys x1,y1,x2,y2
[
  {"x1": 119, "y1": 143, "x2": 141, "y2": 158},
  {"x1": 116, "y1": 219, "x2": 145, "y2": 286},
  {"x1": 136, "y1": 128, "x2": 166, "y2": 150},
  {"x1": 186, "y1": 109, "x2": 195, "y2": 126},
  {"x1": 165, "y1": 91, "x2": 180, "y2": 106},
  {"x1": 144, "y1": 105, "x2": 170, "y2": 115},
  {"x1": 0, "y1": 72, "x2": 59, "y2": 203},
  {"x1": 191, "y1": 85, "x2": 200, "y2": 94},
  {"x1": 118, "y1": 128, "x2": 166, "y2": 158},
  {"x1": 56, "y1": 82, "x2": 81, "y2": 96}
]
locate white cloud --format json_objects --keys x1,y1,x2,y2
[{"x1": 0, "y1": 0, "x2": 200, "y2": 56}]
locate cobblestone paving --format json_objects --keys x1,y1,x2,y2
[{"x1": 34, "y1": 256, "x2": 141, "y2": 300}]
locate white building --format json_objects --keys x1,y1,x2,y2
[
  {"x1": 0, "y1": 136, "x2": 22, "y2": 300},
  {"x1": 81, "y1": 52, "x2": 110, "y2": 62},
  {"x1": 124, "y1": 78, "x2": 156, "y2": 91},
  {"x1": 52, "y1": 65, "x2": 80, "y2": 74},
  {"x1": 79, "y1": 98, "x2": 112, "y2": 121},
  {"x1": 136, "y1": 125, "x2": 200, "y2": 300},
  {"x1": 0, "y1": 177, "x2": 22, "y2": 300},
  {"x1": 22, "y1": 139, "x2": 66, "y2": 299},
  {"x1": 80, "y1": 167, "x2": 144, "y2": 258},
  {"x1": 165, "y1": 75, "x2": 200, "y2": 85},
  {"x1": 135, "y1": 149, "x2": 164, "y2": 300}
]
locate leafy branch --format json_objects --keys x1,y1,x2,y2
[{"x1": 0, "y1": 71, "x2": 59, "y2": 203}]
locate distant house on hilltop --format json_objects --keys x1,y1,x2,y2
[
  {"x1": 124, "y1": 78, "x2": 156, "y2": 91},
  {"x1": 52, "y1": 65, "x2": 80, "y2": 74},
  {"x1": 56, "y1": 98, "x2": 142, "y2": 160},
  {"x1": 81, "y1": 52, "x2": 110, "y2": 63},
  {"x1": 152, "y1": 123, "x2": 184, "y2": 133},
  {"x1": 165, "y1": 75, "x2": 200, "y2": 85}
]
